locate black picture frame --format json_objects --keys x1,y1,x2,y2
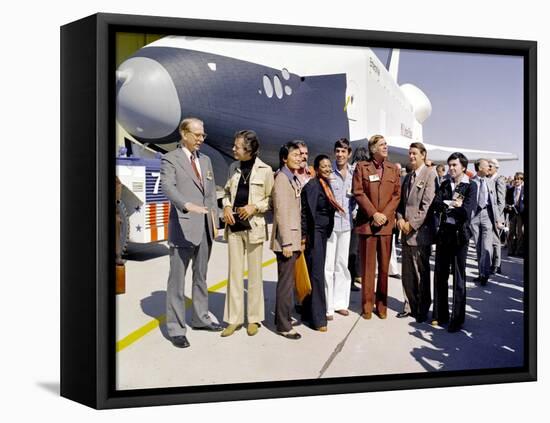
[{"x1": 60, "y1": 12, "x2": 537, "y2": 409}]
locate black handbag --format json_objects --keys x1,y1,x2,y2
[{"x1": 228, "y1": 212, "x2": 252, "y2": 233}]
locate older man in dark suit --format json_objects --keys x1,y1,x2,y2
[
  {"x1": 396, "y1": 143, "x2": 437, "y2": 323},
  {"x1": 161, "y1": 117, "x2": 222, "y2": 348}
]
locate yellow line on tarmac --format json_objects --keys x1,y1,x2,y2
[{"x1": 116, "y1": 257, "x2": 277, "y2": 353}]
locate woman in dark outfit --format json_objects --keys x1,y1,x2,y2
[
  {"x1": 431, "y1": 152, "x2": 477, "y2": 333},
  {"x1": 301, "y1": 155, "x2": 345, "y2": 332}
]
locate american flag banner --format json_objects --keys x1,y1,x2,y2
[{"x1": 146, "y1": 202, "x2": 170, "y2": 242}]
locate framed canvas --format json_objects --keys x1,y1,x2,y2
[{"x1": 60, "y1": 12, "x2": 537, "y2": 409}]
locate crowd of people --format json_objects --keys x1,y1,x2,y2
[{"x1": 159, "y1": 116, "x2": 525, "y2": 348}]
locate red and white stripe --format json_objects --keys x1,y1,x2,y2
[{"x1": 146, "y1": 202, "x2": 169, "y2": 241}]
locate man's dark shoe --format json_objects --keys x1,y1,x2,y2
[
  {"x1": 416, "y1": 314, "x2": 427, "y2": 323},
  {"x1": 171, "y1": 335, "x2": 190, "y2": 348},
  {"x1": 448, "y1": 322, "x2": 462, "y2": 333},
  {"x1": 495, "y1": 266, "x2": 502, "y2": 274},
  {"x1": 396, "y1": 311, "x2": 411, "y2": 318},
  {"x1": 193, "y1": 322, "x2": 223, "y2": 332},
  {"x1": 278, "y1": 330, "x2": 301, "y2": 340},
  {"x1": 350, "y1": 283, "x2": 360, "y2": 292},
  {"x1": 480, "y1": 275, "x2": 489, "y2": 286}
]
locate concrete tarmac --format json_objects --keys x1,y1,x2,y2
[{"x1": 116, "y1": 228, "x2": 524, "y2": 390}]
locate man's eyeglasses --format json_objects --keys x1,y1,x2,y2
[{"x1": 186, "y1": 131, "x2": 208, "y2": 140}]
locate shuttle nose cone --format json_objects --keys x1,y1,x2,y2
[
  {"x1": 116, "y1": 57, "x2": 181, "y2": 140},
  {"x1": 400, "y1": 83, "x2": 432, "y2": 124}
]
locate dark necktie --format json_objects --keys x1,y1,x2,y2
[
  {"x1": 190, "y1": 154, "x2": 203, "y2": 190},
  {"x1": 408, "y1": 172, "x2": 416, "y2": 196}
]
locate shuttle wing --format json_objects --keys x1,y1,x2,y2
[
  {"x1": 421, "y1": 144, "x2": 518, "y2": 164},
  {"x1": 382, "y1": 135, "x2": 518, "y2": 165}
]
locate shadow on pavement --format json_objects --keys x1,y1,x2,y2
[
  {"x1": 408, "y1": 251, "x2": 524, "y2": 372},
  {"x1": 140, "y1": 289, "x2": 226, "y2": 341},
  {"x1": 125, "y1": 238, "x2": 228, "y2": 261},
  {"x1": 125, "y1": 243, "x2": 169, "y2": 261}
]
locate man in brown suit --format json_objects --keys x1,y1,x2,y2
[
  {"x1": 353, "y1": 135, "x2": 401, "y2": 319},
  {"x1": 396, "y1": 142, "x2": 437, "y2": 323}
]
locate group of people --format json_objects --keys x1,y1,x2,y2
[{"x1": 159, "y1": 116, "x2": 525, "y2": 348}]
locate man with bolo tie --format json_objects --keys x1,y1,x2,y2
[
  {"x1": 352, "y1": 135, "x2": 401, "y2": 320},
  {"x1": 160, "y1": 117, "x2": 222, "y2": 348},
  {"x1": 431, "y1": 152, "x2": 477, "y2": 333}
]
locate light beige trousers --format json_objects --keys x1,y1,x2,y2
[{"x1": 223, "y1": 229, "x2": 265, "y2": 325}]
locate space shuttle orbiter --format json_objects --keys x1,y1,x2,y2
[{"x1": 116, "y1": 36, "x2": 517, "y2": 184}]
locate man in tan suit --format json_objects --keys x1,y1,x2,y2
[
  {"x1": 271, "y1": 141, "x2": 305, "y2": 339},
  {"x1": 221, "y1": 130, "x2": 274, "y2": 337},
  {"x1": 396, "y1": 142, "x2": 437, "y2": 323},
  {"x1": 353, "y1": 135, "x2": 401, "y2": 319}
]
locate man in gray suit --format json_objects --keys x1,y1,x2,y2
[
  {"x1": 396, "y1": 142, "x2": 437, "y2": 323},
  {"x1": 488, "y1": 159, "x2": 507, "y2": 274},
  {"x1": 470, "y1": 159, "x2": 495, "y2": 286},
  {"x1": 161, "y1": 117, "x2": 222, "y2": 348},
  {"x1": 470, "y1": 159, "x2": 494, "y2": 285}
]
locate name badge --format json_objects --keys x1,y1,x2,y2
[
  {"x1": 369, "y1": 174, "x2": 380, "y2": 182},
  {"x1": 206, "y1": 170, "x2": 213, "y2": 180},
  {"x1": 416, "y1": 180, "x2": 425, "y2": 189}
]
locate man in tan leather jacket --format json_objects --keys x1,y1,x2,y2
[{"x1": 221, "y1": 130, "x2": 274, "y2": 337}]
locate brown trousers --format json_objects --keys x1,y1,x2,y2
[{"x1": 359, "y1": 235, "x2": 392, "y2": 315}]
